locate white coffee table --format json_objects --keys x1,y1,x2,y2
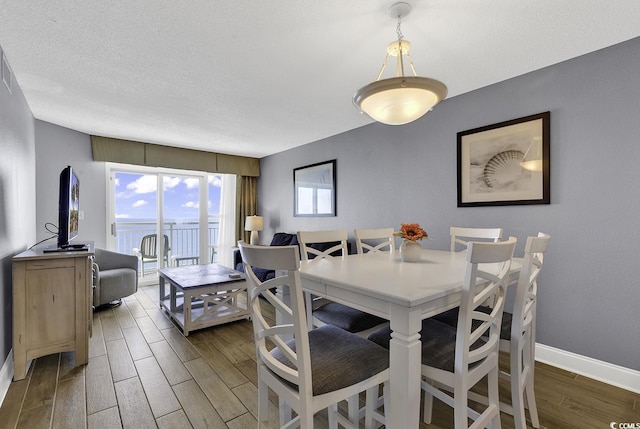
[{"x1": 158, "y1": 264, "x2": 249, "y2": 336}]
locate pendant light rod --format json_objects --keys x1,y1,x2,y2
[
  {"x1": 393, "y1": 6, "x2": 408, "y2": 77},
  {"x1": 396, "y1": 38, "x2": 406, "y2": 77}
]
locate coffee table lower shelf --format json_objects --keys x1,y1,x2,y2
[
  {"x1": 158, "y1": 264, "x2": 250, "y2": 336},
  {"x1": 160, "y1": 290, "x2": 250, "y2": 336}
]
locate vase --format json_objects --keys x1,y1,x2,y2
[{"x1": 400, "y1": 239, "x2": 422, "y2": 262}]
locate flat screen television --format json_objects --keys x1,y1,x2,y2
[{"x1": 57, "y1": 166, "x2": 80, "y2": 248}]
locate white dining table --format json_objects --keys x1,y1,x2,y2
[{"x1": 298, "y1": 248, "x2": 521, "y2": 429}]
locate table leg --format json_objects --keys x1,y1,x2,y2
[
  {"x1": 184, "y1": 290, "x2": 191, "y2": 336},
  {"x1": 159, "y1": 275, "x2": 166, "y2": 305},
  {"x1": 275, "y1": 285, "x2": 293, "y2": 340},
  {"x1": 388, "y1": 304, "x2": 423, "y2": 429},
  {"x1": 170, "y1": 283, "x2": 177, "y2": 313}
]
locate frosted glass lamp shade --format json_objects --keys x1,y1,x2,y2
[
  {"x1": 354, "y1": 77, "x2": 447, "y2": 125},
  {"x1": 245, "y1": 216, "x2": 264, "y2": 245}
]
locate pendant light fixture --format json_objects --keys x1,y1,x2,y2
[{"x1": 353, "y1": 2, "x2": 447, "y2": 125}]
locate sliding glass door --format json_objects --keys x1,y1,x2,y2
[{"x1": 106, "y1": 164, "x2": 226, "y2": 285}]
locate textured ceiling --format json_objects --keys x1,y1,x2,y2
[{"x1": 1, "y1": 1, "x2": 640, "y2": 158}]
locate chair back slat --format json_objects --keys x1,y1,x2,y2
[
  {"x1": 139, "y1": 234, "x2": 170, "y2": 259},
  {"x1": 512, "y1": 232, "x2": 551, "y2": 341},
  {"x1": 238, "y1": 241, "x2": 313, "y2": 391},
  {"x1": 457, "y1": 237, "x2": 516, "y2": 367},
  {"x1": 297, "y1": 230, "x2": 348, "y2": 261},
  {"x1": 450, "y1": 227, "x2": 503, "y2": 252},
  {"x1": 354, "y1": 228, "x2": 394, "y2": 254},
  {"x1": 141, "y1": 234, "x2": 156, "y2": 257}
]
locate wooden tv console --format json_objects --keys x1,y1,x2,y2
[{"x1": 12, "y1": 243, "x2": 94, "y2": 381}]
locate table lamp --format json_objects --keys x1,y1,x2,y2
[{"x1": 245, "y1": 215, "x2": 264, "y2": 245}]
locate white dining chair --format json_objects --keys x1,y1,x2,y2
[
  {"x1": 297, "y1": 229, "x2": 389, "y2": 423},
  {"x1": 297, "y1": 229, "x2": 348, "y2": 326},
  {"x1": 298, "y1": 229, "x2": 349, "y2": 261},
  {"x1": 369, "y1": 236, "x2": 517, "y2": 429},
  {"x1": 354, "y1": 227, "x2": 395, "y2": 254},
  {"x1": 431, "y1": 232, "x2": 551, "y2": 428},
  {"x1": 450, "y1": 226, "x2": 503, "y2": 252},
  {"x1": 500, "y1": 232, "x2": 550, "y2": 429},
  {"x1": 238, "y1": 241, "x2": 389, "y2": 429},
  {"x1": 297, "y1": 230, "x2": 387, "y2": 336}
]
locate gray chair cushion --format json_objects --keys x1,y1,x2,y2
[
  {"x1": 313, "y1": 302, "x2": 387, "y2": 333},
  {"x1": 270, "y1": 324, "x2": 389, "y2": 396},
  {"x1": 97, "y1": 268, "x2": 137, "y2": 305},
  {"x1": 430, "y1": 307, "x2": 459, "y2": 327},
  {"x1": 367, "y1": 319, "x2": 486, "y2": 372},
  {"x1": 431, "y1": 306, "x2": 513, "y2": 340}
]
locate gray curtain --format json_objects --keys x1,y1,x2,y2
[{"x1": 236, "y1": 176, "x2": 258, "y2": 244}]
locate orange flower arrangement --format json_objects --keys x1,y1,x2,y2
[{"x1": 394, "y1": 223, "x2": 428, "y2": 241}]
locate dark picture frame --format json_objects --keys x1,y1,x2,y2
[
  {"x1": 293, "y1": 159, "x2": 337, "y2": 217},
  {"x1": 457, "y1": 112, "x2": 550, "y2": 207}
]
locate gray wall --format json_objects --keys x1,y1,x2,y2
[
  {"x1": 259, "y1": 37, "x2": 640, "y2": 370},
  {"x1": 0, "y1": 44, "x2": 36, "y2": 365},
  {"x1": 35, "y1": 121, "x2": 107, "y2": 249},
  {"x1": 2, "y1": 36, "x2": 638, "y2": 374}
]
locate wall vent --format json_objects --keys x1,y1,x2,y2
[{"x1": 1, "y1": 50, "x2": 12, "y2": 94}]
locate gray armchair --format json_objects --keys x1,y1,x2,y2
[{"x1": 93, "y1": 248, "x2": 138, "y2": 308}]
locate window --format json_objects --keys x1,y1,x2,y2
[{"x1": 106, "y1": 164, "x2": 235, "y2": 281}]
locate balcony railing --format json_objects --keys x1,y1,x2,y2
[{"x1": 115, "y1": 218, "x2": 220, "y2": 275}]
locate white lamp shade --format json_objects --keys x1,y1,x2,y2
[
  {"x1": 245, "y1": 215, "x2": 264, "y2": 232},
  {"x1": 354, "y1": 76, "x2": 448, "y2": 125},
  {"x1": 245, "y1": 216, "x2": 263, "y2": 245}
]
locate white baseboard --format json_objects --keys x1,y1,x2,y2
[
  {"x1": 536, "y1": 343, "x2": 640, "y2": 394},
  {"x1": 0, "y1": 350, "x2": 14, "y2": 406}
]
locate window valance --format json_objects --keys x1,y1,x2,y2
[{"x1": 91, "y1": 135, "x2": 260, "y2": 177}]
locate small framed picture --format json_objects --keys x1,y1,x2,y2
[
  {"x1": 457, "y1": 112, "x2": 550, "y2": 207},
  {"x1": 293, "y1": 160, "x2": 336, "y2": 217}
]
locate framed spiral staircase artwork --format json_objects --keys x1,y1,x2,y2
[{"x1": 457, "y1": 111, "x2": 550, "y2": 207}]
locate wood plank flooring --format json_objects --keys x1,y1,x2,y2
[{"x1": 0, "y1": 283, "x2": 638, "y2": 428}]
